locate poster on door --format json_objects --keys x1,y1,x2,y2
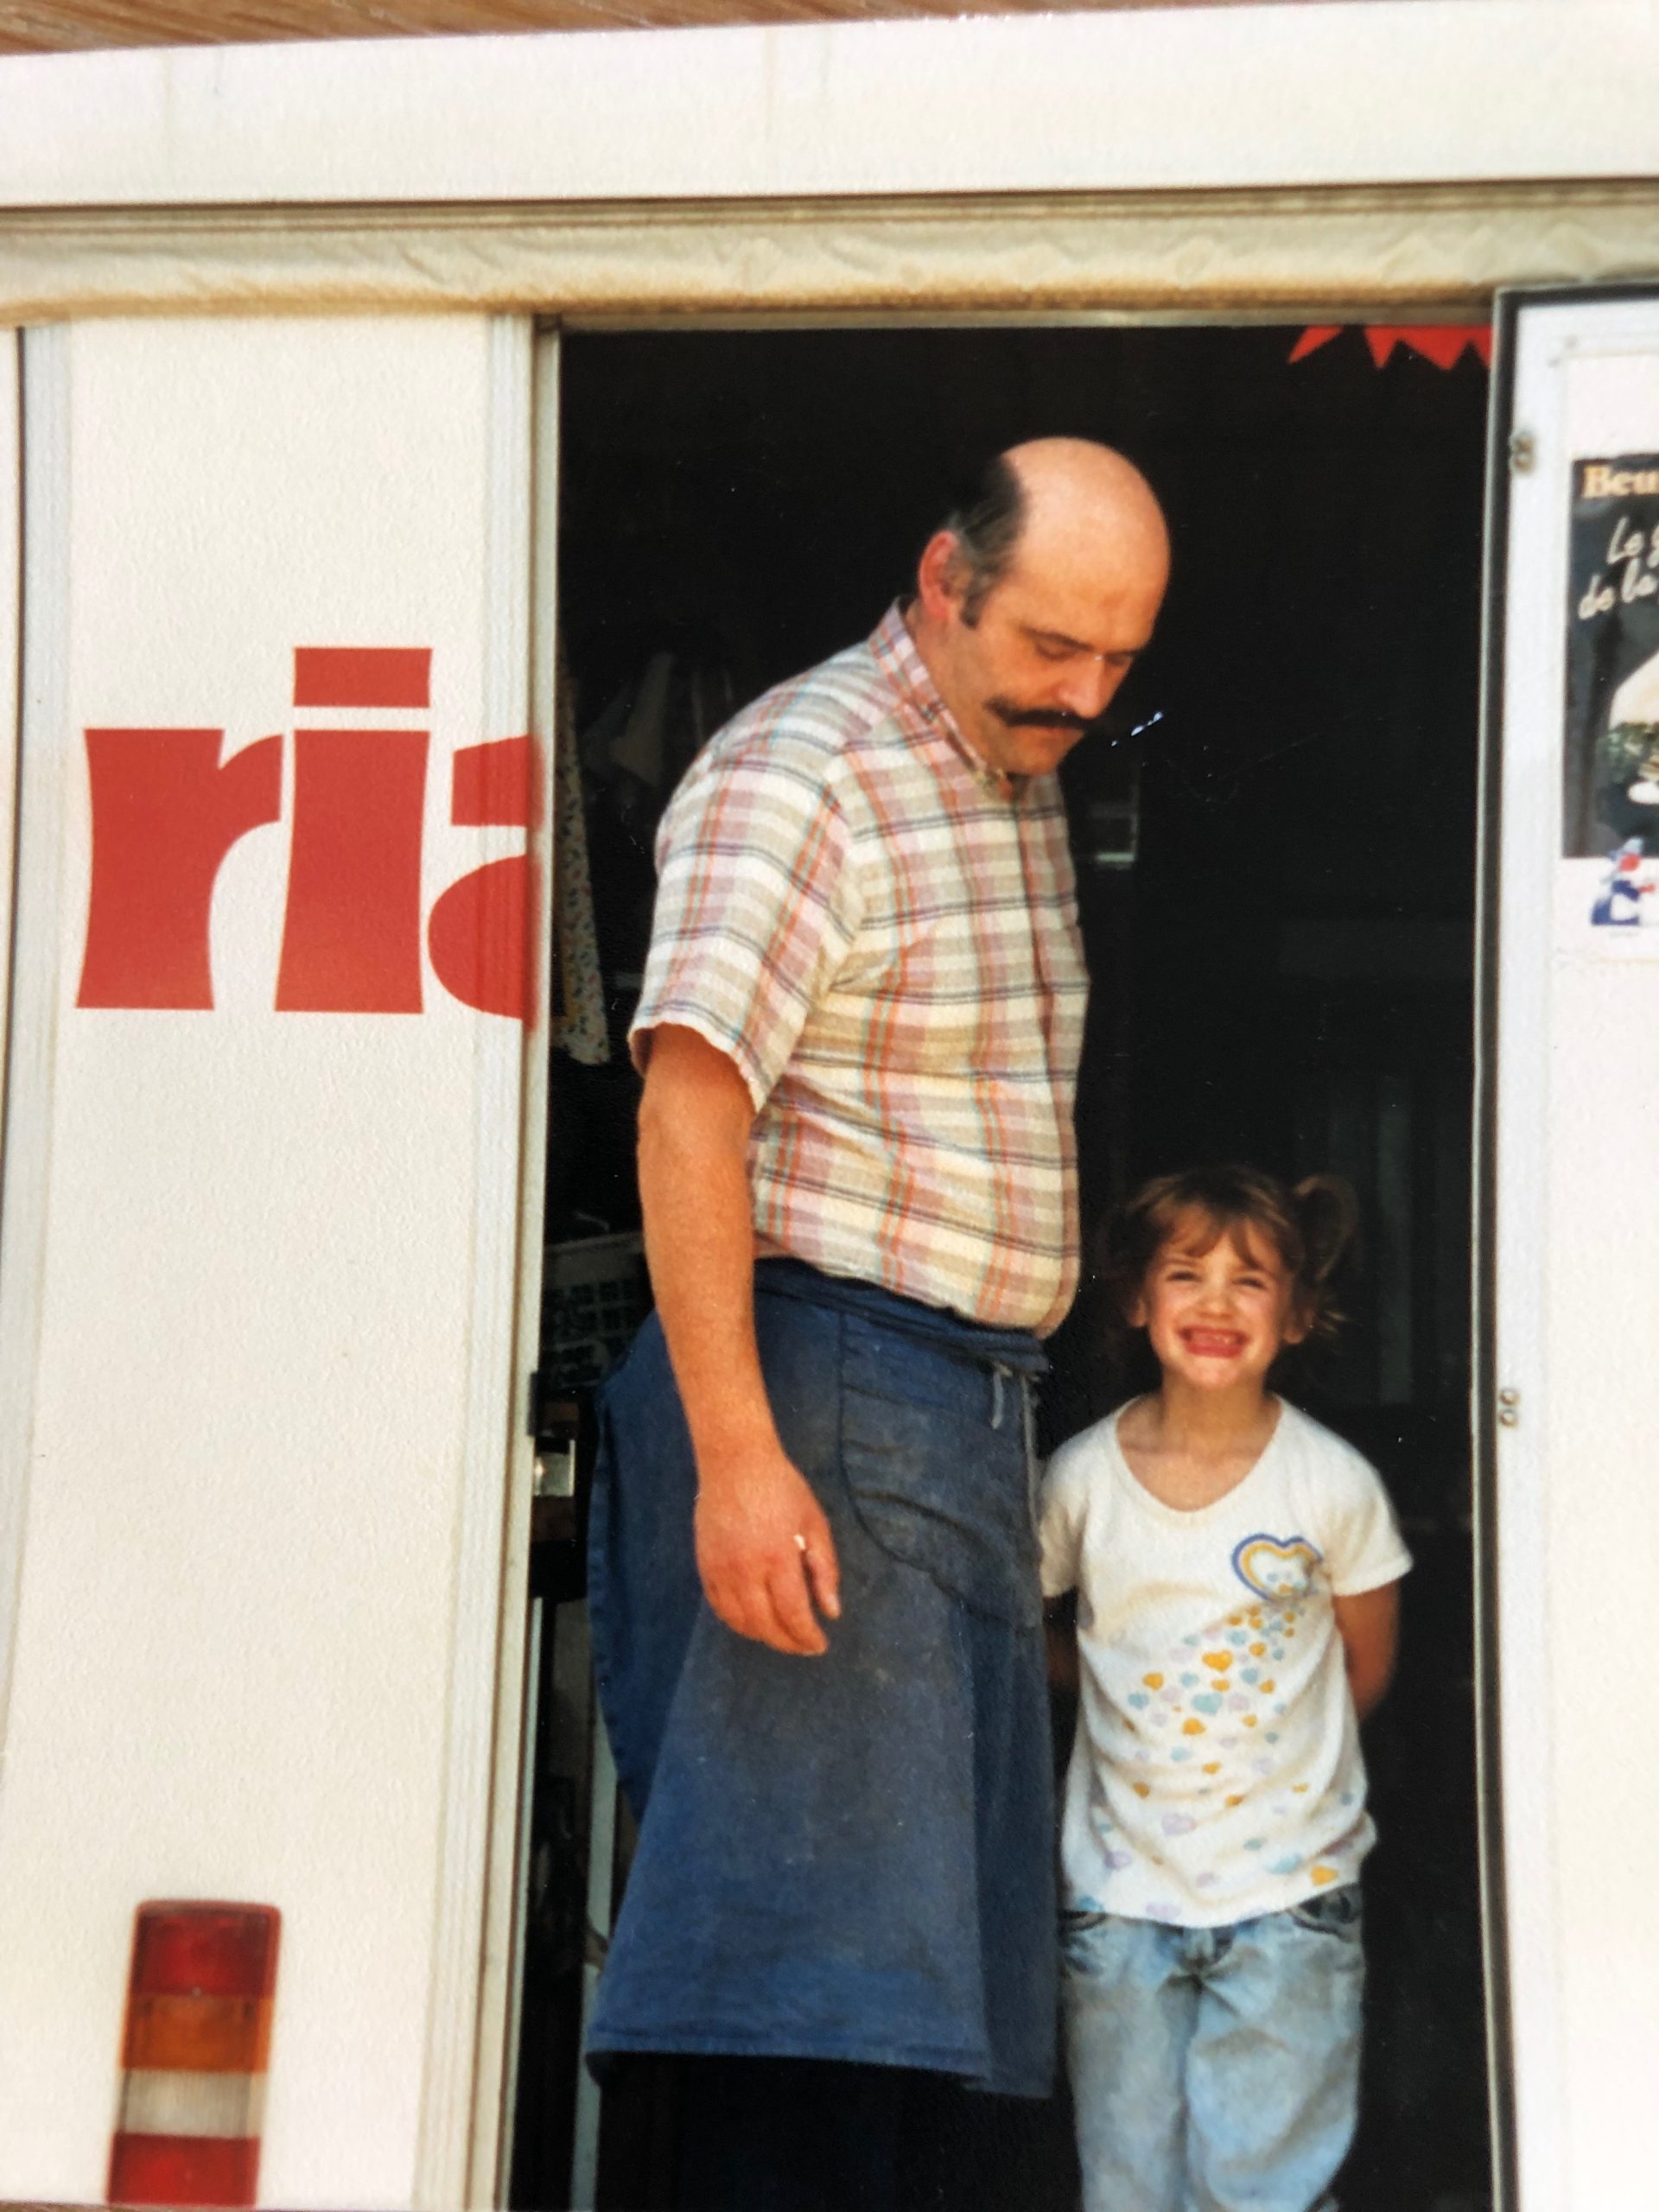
[{"x1": 1564, "y1": 453, "x2": 1659, "y2": 944}]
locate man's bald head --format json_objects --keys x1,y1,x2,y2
[
  {"x1": 941, "y1": 438, "x2": 1169, "y2": 625},
  {"x1": 909, "y1": 437, "x2": 1170, "y2": 782}
]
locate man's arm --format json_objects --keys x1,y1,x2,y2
[
  {"x1": 636, "y1": 1022, "x2": 842, "y2": 1657},
  {"x1": 1332, "y1": 1580, "x2": 1401, "y2": 1721}
]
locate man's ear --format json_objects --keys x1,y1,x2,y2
[{"x1": 915, "y1": 530, "x2": 969, "y2": 625}]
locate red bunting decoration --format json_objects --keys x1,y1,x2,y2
[{"x1": 1290, "y1": 325, "x2": 1492, "y2": 370}]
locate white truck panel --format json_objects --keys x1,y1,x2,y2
[
  {"x1": 0, "y1": 315, "x2": 530, "y2": 2210},
  {"x1": 1497, "y1": 294, "x2": 1659, "y2": 2212}
]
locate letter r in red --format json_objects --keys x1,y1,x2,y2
[{"x1": 78, "y1": 729, "x2": 283, "y2": 1009}]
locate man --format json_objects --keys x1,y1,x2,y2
[{"x1": 587, "y1": 439, "x2": 1170, "y2": 2208}]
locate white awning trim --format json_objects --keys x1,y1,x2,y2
[{"x1": 2, "y1": 181, "x2": 1658, "y2": 324}]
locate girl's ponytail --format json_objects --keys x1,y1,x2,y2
[{"x1": 1289, "y1": 1173, "x2": 1358, "y2": 1340}]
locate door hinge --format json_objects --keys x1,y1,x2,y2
[
  {"x1": 1497, "y1": 1385, "x2": 1522, "y2": 1428},
  {"x1": 1509, "y1": 429, "x2": 1537, "y2": 475}
]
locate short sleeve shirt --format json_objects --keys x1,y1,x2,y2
[
  {"x1": 1039, "y1": 1399, "x2": 1412, "y2": 1925},
  {"x1": 630, "y1": 605, "x2": 1089, "y2": 1336}
]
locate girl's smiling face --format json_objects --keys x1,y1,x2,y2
[{"x1": 1131, "y1": 1208, "x2": 1306, "y2": 1394}]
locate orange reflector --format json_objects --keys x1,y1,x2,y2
[
  {"x1": 124, "y1": 1993, "x2": 271, "y2": 2075},
  {"x1": 109, "y1": 1903, "x2": 280, "y2": 2209}
]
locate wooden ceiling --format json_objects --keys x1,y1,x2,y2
[{"x1": 0, "y1": 0, "x2": 1361, "y2": 54}]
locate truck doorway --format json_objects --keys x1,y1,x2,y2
[{"x1": 518, "y1": 322, "x2": 1493, "y2": 2212}]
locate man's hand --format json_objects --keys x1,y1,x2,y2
[
  {"x1": 638, "y1": 1022, "x2": 843, "y2": 1657},
  {"x1": 696, "y1": 1444, "x2": 842, "y2": 1656}
]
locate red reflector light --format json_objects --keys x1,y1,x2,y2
[
  {"x1": 130, "y1": 1905, "x2": 279, "y2": 2005},
  {"x1": 109, "y1": 1903, "x2": 280, "y2": 2209},
  {"x1": 110, "y1": 2134, "x2": 260, "y2": 2209}
]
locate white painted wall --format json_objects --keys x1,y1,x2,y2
[
  {"x1": 0, "y1": 1, "x2": 1656, "y2": 210},
  {"x1": 0, "y1": 335, "x2": 16, "y2": 1165},
  {"x1": 1496, "y1": 293, "x2": 1659, "y2": 2212},
  {"x1": 0, "y1": 315, "x2": 531, "y2": 2210}
]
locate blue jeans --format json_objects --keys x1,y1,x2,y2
[{"x1": 1061, "y1": 1888, "x2": 1365, "y2": 2212}]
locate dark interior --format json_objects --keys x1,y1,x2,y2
[{"x1": 517, "y1": 321, "x2": 1493, "y2": 2212}]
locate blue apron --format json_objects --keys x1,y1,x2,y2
[{"x1": 586, "y1": 1259, "x2": 1056, "y2": 2097}]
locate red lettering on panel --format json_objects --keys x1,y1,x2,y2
[
  {"x1": 78, "y1": 729, "x2": 283, "y2": 1010},
  {"x1": 450, "y1": 735, "x2": 535, "y2": 829},
  {"x1": 427, "y1": 735, "x2": 540, "y2": 1020},
  {"x1": 292, "y1": 648, "x2": 431, "y2": 710},
  {"x1": 275, "y1": 731, "x2": 428, "y2": 1014},
  {"x1": 427, "y1": 855, "x2": 537, "y2": 1024}
]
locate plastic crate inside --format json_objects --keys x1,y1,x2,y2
[{"x1": 543, "y1": 1232, "x2": 648, "y2": 1392}]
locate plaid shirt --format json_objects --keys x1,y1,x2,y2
[{"x1": 631, "y1": 604, "x2": 1089, "y2": 1336}]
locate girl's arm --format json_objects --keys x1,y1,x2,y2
[
  {"x1": 1044, "y1": 1592, "x2": 1080, "y2": 1695},
  {"x1": 1332, "y1": 1580, "x2": 1402, "y2": 1720}
]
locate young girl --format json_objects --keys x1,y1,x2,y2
[{"x1": 1039, "y1": 1164, "x2": 1410, "y2": 2212}]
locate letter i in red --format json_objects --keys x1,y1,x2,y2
[{"x1": 276, "y1": 649, "x2": 431, "y2": 1014}]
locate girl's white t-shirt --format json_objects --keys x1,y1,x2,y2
[{"x1": 1039, "y1": 1398, "x2": 1412, "y2": 1928}]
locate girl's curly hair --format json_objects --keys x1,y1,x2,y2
[{"x1": 1097, "y1": 1163, "x2": 1357, "y2": 1363}]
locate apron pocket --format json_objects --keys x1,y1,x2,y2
[{"x1": 838, "y1": 1313, "x2": 1040, "y2": 1627}]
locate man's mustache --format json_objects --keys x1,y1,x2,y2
[{"x1": 988, "y1": 699, "x2": 1097, "y2": 734}]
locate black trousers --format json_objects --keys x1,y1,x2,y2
[{"x1": 671, "y1": 2055, "x2": 1072, "y2": 2212}]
